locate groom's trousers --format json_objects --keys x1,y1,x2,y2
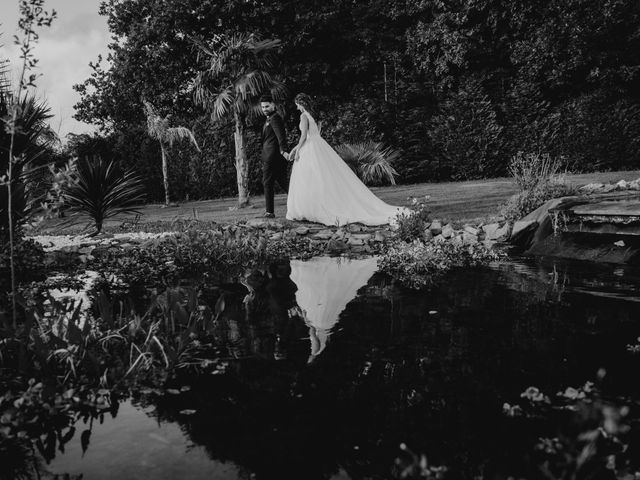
[{"x1": 263, "y1": 155, "x2": 289, "y2": 214}]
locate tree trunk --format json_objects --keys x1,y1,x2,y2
[
  {"x1": 234, "y1": 110, "x2": 250, "y2": 207},
  {"x1": 161, "y1": 142, "x2": 170, "y2": 206}
]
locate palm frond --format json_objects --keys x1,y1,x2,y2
[
  {"x1": 165, "y1": 126, "x2": 200, "y2": 151},
  {"x1": 143, "y1": 100, "x2": 168, "y2": 140},
  {"x1": 62, "y1": 157, "x2": 146, "y2": 233},
  {"x1": 235, "y1": 71, "x2": 270, "y2": 101},
  {"x1": 335, "y1": 141, "x2": 399, "y2": 186},
  {"x1": 211, "y1": 87, "x2": 234, "y2": 120}
]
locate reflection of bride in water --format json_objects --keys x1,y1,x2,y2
[{"x1": 289, "y1": 256, "x2": 378, "y2": 362}]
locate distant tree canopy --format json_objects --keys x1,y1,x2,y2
[{"x1": 73, "y1": 0, "x2": 640, "y2": 201}]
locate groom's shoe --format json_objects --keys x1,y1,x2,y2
[{"x1": 263, "y1": 212, "x2": 275, "y2": 218}]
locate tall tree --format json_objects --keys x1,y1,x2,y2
[
  {"x1": 143, "y1": 100, "x2": 199, "y2": 206},
  {"x1": 192, "y1": 34, "x2": 285, "y2": 208}
]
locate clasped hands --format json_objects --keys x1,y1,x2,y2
[{"x1": 284, "y1": 147, "x2": 299, "y2": 162}]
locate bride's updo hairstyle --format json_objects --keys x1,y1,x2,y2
[{"x1": 294, "y1": 93, "x2": 318, "y2": 121}]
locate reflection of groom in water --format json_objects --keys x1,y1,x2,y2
[
  {"x1": 260, "y1": 94, "x2": 289, "y2": 219},
  {"x1": 241, "y1": 263, "x2": 304, "y2": 360}
]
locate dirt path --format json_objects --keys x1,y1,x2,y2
[{"x1": 45, "y1": 170, "x2": 640, "y2": 232}]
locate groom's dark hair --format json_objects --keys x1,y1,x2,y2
[{"x1": 260, "y1": 94, "x2": 274, "y2": 103}]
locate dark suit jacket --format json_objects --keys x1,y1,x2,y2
[{"x1": 261, "y1": 112, "x2": 287, "y2": 162}]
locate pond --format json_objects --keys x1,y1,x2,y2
[{"x1": 29, "y1": 256, "x2": 640, "y2": 478}]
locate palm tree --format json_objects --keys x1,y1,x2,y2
[
  {"x1": 335, "y1": 141, "x2": 400, "y2": 186},
  {"x1": 143, "y1": 100, "x2": 200, "y2": 207},
  {"x1": 192, "y1": 33, "x2": 286, "y2": 208}
]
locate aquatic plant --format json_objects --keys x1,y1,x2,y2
[
  {"x1": 379, "y1": 239, "x2": 504, "y2": 288},
  {"x1": 503, "y1": 377, "x2": 638, "y2": 480}
]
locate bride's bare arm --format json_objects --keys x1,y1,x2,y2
[{"x1": 290, "y1": 114, "x2": 309, "y2": 161}]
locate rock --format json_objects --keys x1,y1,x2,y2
[
  {"x1": 441, "y1": 224, "x2": 454, "y2": 239},
  {"x1": 326, "y1": 239, "x2": 349, "y2": 253},
  {"x1": 462, "y1": 232, "x2": 479, "y2": 245},
  {"x1": 433, "y1": 234, "x2": 446, "y2": 244},
  {"x1": 352, "y1": 233, "x2": 373, "y2": 241},
  {"x1": 452, "y1": 234, "x2": 464, "y2": 246},
  {"x1": 422, "y1": 229, "x2": 433, "y2": 242},
  {"x1": 614, "y1": 240, "x2": 626, "y2": 247},
  {"x1": 246, "y1": 219, "x2": 272, "y2": 228},
  {"x1": 493, "y1": 223, "x2": 511, "y2": 241},
  {"x1": 579, "y1": 183, "x2": 603, "y2": 193},
  {"x1": 615, "y1": 180, "x2": 628, "y2": 190},
  {"x1": 374, "y1": 231, "x2": 387, "y2": 243},
  {"x1": 463, "y1": 225, "x2": 479, "y2": 236},
  {"x1": 295, "y1": 226, "x2": 310, "y2": 235},
  {"x1": 348, "y1": 224, "x2": 363, "y2": 233},
  {"x1": 311, "y1": 233, "x2": 332, "y2": 241},
  {"x1": 602, "y1": 183, "x2": 616, "y2": 193},
  {"x1": 482, "y1": 223, "x2": 500, "y2": 238},
  {"x1": 629, "y1": 179, "x2": 640, "y2": 190},
  {"x1": 347, "y1": 237, "x2": 366, "y2": 246},
  {"x1": 482, "y1": 239, "x2": 497, "y2": 249},
  {"x1": 429, "y1": 220, "x2": 442, "y2": 236}
]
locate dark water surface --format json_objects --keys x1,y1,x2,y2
[{"x1": 47, "y1": 256, "x2": 640, "y2": 479}]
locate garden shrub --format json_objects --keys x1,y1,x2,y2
[
  {"x1": 501, "y1": 152, "x2": 579, "y2": 221},
  {"x1": 379, "y1": 239, "x2": 504, "y2": 289},
  {"x1": 501, "y1": 178, "x2": 578, "y2": 222},
  {"x1": 394, "y1": 196, "x2": 432, "y2": 243}
]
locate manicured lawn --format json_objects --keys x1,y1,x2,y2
[{"x1": 37, "y1": 170, "x2": 640, "y2": 232}]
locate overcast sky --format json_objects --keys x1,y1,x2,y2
[{"x1": 2, "y1": 0, "x2": 110, "y2": 140}]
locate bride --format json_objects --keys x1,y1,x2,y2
[{"x1": 286, "y1": 93, "x2": 408, "y2": 226}]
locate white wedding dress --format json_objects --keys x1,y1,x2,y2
[
  {"x1": 286, "y1": 112, "x2": 408, "y2": 226},
  {"x1": 290, "y1": 256, "x2": 378, "y2": 361}
]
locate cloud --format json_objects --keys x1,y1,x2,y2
[{"x1": 2, "y1": 0, "x2": 110, "y2": 140}]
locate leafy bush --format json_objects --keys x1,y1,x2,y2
[
  {"x1": 379, "y1": 239, "x2": 504, "y2": 289},
  {"x1": 63, "y1": 157, "x2": 146, "y2": 234},
  {"x1": 394, "y1": 196, "x2": 432, "y2": 243},
  {"x1": 501, "y1": 152, "x2": 578, "y2": 221},
  {"x1": 0, "y1": 94, "x2": 57, "y2": 236},
  {"x1": 335, "y1": 141, "x2": 399, "y2": 185},
  {"x1": 501, "y1": 178, "x2": 579, "y2": 222},
  {"x1": 508, "y1": 152, "x2": 562, "y2": 191}
]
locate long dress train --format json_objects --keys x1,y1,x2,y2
[{"x1": 286, "y1": 112, "x2": 408, "y2": 226}]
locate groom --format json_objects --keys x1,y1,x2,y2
[{"x1": 260, "y1": 94, "x2": 289, "y2": 218}]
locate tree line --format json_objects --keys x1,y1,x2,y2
[{"x1": 69, "y1": 0, "x2": 640, "y2": 202}]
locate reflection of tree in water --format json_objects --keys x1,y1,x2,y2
[
  {"x1": 148, "y1": 258, "x2": 640, "y2": 480},
  {"x1": 13, "y1": 258, "x2": 640, "y2": 479}
]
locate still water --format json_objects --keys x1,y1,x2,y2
[{"x1": 46, "y1": 256, "x2": 640, "y2": 479}]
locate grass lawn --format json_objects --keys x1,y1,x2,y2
[{"x1": 36, "y1": 170, "x2": 640, "y2": 233}]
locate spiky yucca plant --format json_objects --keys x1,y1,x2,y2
[
  {"x1": 63, "y1": 157, "x2": 146, "y2": 234},
  {"x1": 335, "y1": 141, "x2": 400, "y2": 186},
  {"x1": 143, "y1": 100, "x2": 199, "y2": 206}
]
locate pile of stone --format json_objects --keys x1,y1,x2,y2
[
  {"x1": 245, "y1": 218, "x2": 390, "y2": 254},
  {"x1": 423, "y1": 220, "x2": 510, "y2": 247},
  {"x1": 244, "y1": 217, "x2": 512, "y2": 253},
  {"x1": 579, "y1": 178, "x2": 640, "y2": 194}
]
